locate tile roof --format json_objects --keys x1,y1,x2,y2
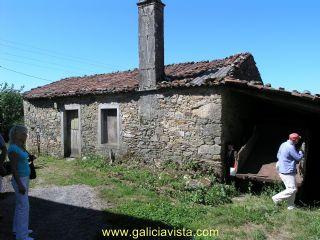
[
  {"x1": 24, "y1": 52, "x2": 320, "y2": 107},
  {"x1": 23, "y1": 53, "x2": 261, "y2": 99},
  {"x1": 221, "y1": 78, "x2": 320, "y2": 108}
]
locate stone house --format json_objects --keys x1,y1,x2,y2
[{"x1": 23, "y1": 0, "x2": 320, "y2": 200}]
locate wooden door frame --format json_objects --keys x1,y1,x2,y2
[
  {"x1": 61, "y1": 104, "x2": 82, "y2": 157},
  {"x1": 97, "y1": 103, "x2": 120, "y2": 147}
]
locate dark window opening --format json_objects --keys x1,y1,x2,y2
[{"x1": 101, "y1": 108, "x2": 118, "y2": 145}]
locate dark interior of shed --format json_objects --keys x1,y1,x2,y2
[{"x1": 227, "y1": 90, "x2": 320, "y2": 202}]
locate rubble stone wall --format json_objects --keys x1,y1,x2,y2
[{"x1": 24, "y1": 87, "x2": 224, "y2": 176}]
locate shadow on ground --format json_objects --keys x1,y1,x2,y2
[{"x1": 0, "y1": 193, "x2": 192, "y2": 240}]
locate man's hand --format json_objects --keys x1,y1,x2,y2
[{"x1": 18, "y1": 184, "x2": 26, "y2": 195}]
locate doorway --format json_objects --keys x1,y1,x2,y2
[
  {"x1": 64, "y1": 109, "x2": 80, "y2": 158},
  {"x1": 224, "y1": 90, "x2": 320, "y2": 201}
]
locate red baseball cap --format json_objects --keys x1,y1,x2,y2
[{"x1": 289, "y1": 133, "x2": 301, "y2": 141}]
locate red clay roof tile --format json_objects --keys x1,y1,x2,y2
[{"x1": 24, "y1": 53, "x2": 260, "y2": 99}]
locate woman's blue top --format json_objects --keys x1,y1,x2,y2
[{"x1": 8, "y1": 144, "x2": 30, "y2": 177}]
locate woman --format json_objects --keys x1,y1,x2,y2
[
  {"x1": 0, "y1": 132, "x2": 7, "y2": 220},
  {"x1": 8, "y1": 125, "x2": 34, "y2": 240},
  {"x1": 225, "y1": 142, "x2": 238, "y2": 183}
]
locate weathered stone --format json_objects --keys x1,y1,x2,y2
[
  {"x1": 175, "y1": 112, "x2": 184, "y2": 119},
  {"x1": 202, "y1": 124, "x2": 221, "y2": 136},
  {"x1": 198, "y1": 145, "x2": 221, "y2": 155},
  {"x1": 185, "y1": 131, "x2": 192, "y2": 137},
  {"x1": 192, "y1": 102, "x2": 221, "y2": 120},
  {"x1": 183, "y1": 151, "x2": 193, "y2": 157},
  {"x1": 189, "y1": 139, "x2": 204, "y2": 147},
  {"x1": 123, "y1": 132, "x2": 135, "y2": 138},
  {"x1": 177, "y1": 131, "x2": 185, "y2": 137},
  {"x1": 160, "y1": 136, "x2": 169, "y2": 142},
  {"x1": 24, "y1": 87, "x2": 224, "y2": 178},
  {"x1": 204, "y1": 138, "x2": 214, "y2": 144},
  {"x1": 150, "y1": 135, "x2": 159, "y2": 142},
  {"x1": 212, "y1": 155, "x2": 221, "y2": 161},
  {"x1": 214, "y1": 137, "x2": 221, "y2": 145},
  {"x1": 197, "y1": 118, "x2": 208, "y2": 125}
]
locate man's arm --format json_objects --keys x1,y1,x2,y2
[{"x1": 289, "y1": 145, "x2": 303, "y2": 161}]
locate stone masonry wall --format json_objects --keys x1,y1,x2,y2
[
  {"x1": 24, "y1": 87, "x2": 224, "y2": 177},
  {"x1": 24, "y1": 100, "x2": 62, "y2": 156},
  {"x1": 135, "y1": 88, "x2": 223, "y2": 176}
]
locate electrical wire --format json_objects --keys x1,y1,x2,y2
[
  {"x1": 0, "y1": 56, "x2": 86, "y2": 75},
  {"x1": 0, "y1": 65, "x2": 53, "y2": 82},
  {"x1": 0, "y1": 51, "x2": 96, "y2": 73},
  {"x1": 0, "y1": 38, "x2": 110, "y2": 66},
  {"x1": 0, "y1": 41, "x2": 117, "y2": 70}
]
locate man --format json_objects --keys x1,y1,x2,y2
[
  {"x1": 0, "y1": 133, "x2": 7, "y2": 220},
  {"x1": 272, "y1": 133, "x2": 304, "y2": 210}
]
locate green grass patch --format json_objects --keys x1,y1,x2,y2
[{"x1": 31, "y1": 155, "x2": 320, "y2": 240}]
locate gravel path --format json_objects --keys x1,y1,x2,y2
[{"x1": 0, "y1": 176, "x2": 111, "y2": 240}]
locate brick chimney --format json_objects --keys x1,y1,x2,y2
[{"x1": 137, "y1": 0, "x2": 165, "y2": 91}]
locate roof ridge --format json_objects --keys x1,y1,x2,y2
[
  {"x1": 57, "y1": 52, "x2": 253, "y2": 82},
  {"x1": 24, "y1": 52, "x2": 255, "y2": 98}
]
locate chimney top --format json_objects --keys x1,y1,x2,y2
[{"x1": 137, "y1": 0, "x2": 165, "y2": 5}]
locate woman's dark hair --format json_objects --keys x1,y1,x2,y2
[{"x1": 226, "y1": 142, "x2": 234, "y2": 147}]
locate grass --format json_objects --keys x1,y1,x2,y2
[{"x1": 30, "y1": 155, "x2": 320, "y2": 240}]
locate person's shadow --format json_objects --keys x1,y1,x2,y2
[{"x1": 0, "y1": 193, "x2": 192, "y2": 240}]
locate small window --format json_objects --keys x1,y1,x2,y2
[{"x1": 101, "y1": 108, "x2": 118, "y2": 144}]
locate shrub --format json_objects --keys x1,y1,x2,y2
[
  {"x1": 77, "y1": 154, "x2": 239, "y2": 207},
  {"x1": 0, "y1": 83, "x2": 24, "y2": 138},
  {"x1": 181, "y1": 182, "x2": 238, "y2": 206},
  {"x1": 260, "y1": 182, "x2": 285, "y2": 197}
]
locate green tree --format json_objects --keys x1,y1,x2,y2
[{"x1": 0, "y1": 82, "x2": 24, "y2": 139}]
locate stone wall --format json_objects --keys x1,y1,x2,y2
[
  {"x1": 24, "y1": 100, "x2": 62, "y2": 156},
  {"x1": 24, "y1": 87, "x2": 224, "y2": 176},
  {"x1": 134, "y1": 88, "x2": 223, "y2": 176}
]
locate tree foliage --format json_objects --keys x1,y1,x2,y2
[{"x1": 0, "y1": 82, "x2": 24, "y2": 139}]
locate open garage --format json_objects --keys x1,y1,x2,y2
[{"x1": 222, "y1": 80, "x2": 320, "y2": 202}]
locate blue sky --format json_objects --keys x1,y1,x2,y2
[{"x1": 0, "y1": 0, "x2": 319, "y2": 93}]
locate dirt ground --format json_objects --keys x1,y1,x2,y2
[{"x1": 0, "y1": 176, "x2": 110, "y2": 240}]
